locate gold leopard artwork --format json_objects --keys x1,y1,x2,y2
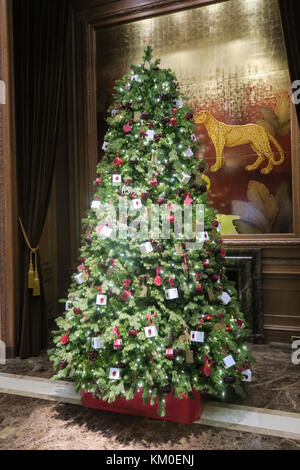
[{"x1": 194, "y1": 110, "x2": 285, "y2": 174}]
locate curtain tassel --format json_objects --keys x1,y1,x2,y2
[
  {"x1": 19, "y1": 218, "x2": 41, "y2": 297},
  {"x1": 28, "y1": 251, "x2": 35, "y2": 289},
  {"x1": 32, "y1": 249, "x2": 40, "y2": 297}
]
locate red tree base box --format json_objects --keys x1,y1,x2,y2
[{"x1": 81, "y1": 389, "x2": 204, "y2": 423}]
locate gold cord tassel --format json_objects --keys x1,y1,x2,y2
[
  {"x1": 32, "y1": 250, "x2": 40, "y2": 297},
  {"x1": 19, "y1": 218, "x2": 41, "y2": 297},
  {"x1": 28, "y1": 251, "x2": 35, "y2": 289}
]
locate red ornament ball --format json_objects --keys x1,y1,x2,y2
[
  {"x1": 202, "y1": 259, "x2": 210, "y2": 268},
  {"x1": 113, "y1": 157, "x2": 123, "y2": 167},
  {"x1": 150, "y1": 177, "x2": 158, "y2": 188}
]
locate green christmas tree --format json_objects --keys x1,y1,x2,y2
[{"x1": 49, "y1": 46, "x2": 252, "y2": 416}]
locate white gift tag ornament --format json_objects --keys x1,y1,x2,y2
[
  {"x1": 179, "y1": 173, "x2": 191, "y2": 184},
  {"x1": 144, "y1": 326, "x2": 158, "y2": 338},
  {"x1": 223, "y1": 355, "x2": 236, "y2": 369},
  {"x1": 109, "y1": 368, "x2": 120, "y2": 380},
  {"x1": 65, "y1": 301, "x2": 73, "y2": 311},
  {"x1": 75, "y1": 273, "x2": 85, "y2": 285},
  {"x1": 96, "y1": 294, "x2": 107, "y2": 306},
  {"x1": 130, "y1": 199, "x2": 143, "y2": 211},
  {"x1": 91, "y1": 200, "x2": 101, "y2": 211},
  {"x1": 92, "y1": 337, "x2": 104, "y2": 349},
  {"x1": 112, "y1": 175, "x2": 122, "y2": 185},
  {"x1": 174, "y1": 98, "x2": 183, "y2": 108},
  {"x1": 102, "y1": 141, "x2": 109, "y2": 151},
  {"x1": 165, "y1": 288, "x2": 179, "y2": 300},
  {"x1": 190, "y1": 331, "x2": 205, "y2": 343},
  {"x1": 184, "y1": 147, "x2": 194, "y2": 157},
  {"x1": 98, "y1": 226, "x2": 113, "y2": 239},
  {"x1": 241, "y1": 369, "x2": 252, "y2": 382},
  {"x1": 218, "y1": 292, "x2": 231, "y2": 305},
  {"x1": 145, "y1": 130, "x2": 154, "y2": 140},
  {"x1": 139, "y1": 242, "x2": 153, "y2": 254}
]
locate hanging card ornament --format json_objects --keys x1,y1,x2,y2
[
  {"x1": 190, "y1": 331, "x2": 205, "y2": 343},
  {"x1": 144, "y1": 325, "x2": 158, "y2": 338},
  {"x1": 223, "y1": 354, "x2": 236, "y2": 369},
  {"x1": 97, "y1": 225, "x2": 113, "y2": 239},
  {"x1": 165, "y1": 288, "x2": 179, "y2": 300},
  {"x1": 218, "y1": 292, "x2": 232, "y2": 305},
  {"x1": 203, "y1": 231, "x2": 210, "y2": 241},
  {"x1": 151, "y1": 152, "x2": 158, "y2": 163},
  {"x1": 112, "y1": 174, "x2": 122, "y2": 185},
  {"x1": 166, "y1": 348, "x2": 174, "y2": 359},
  {"x1": 175, "y1": 243, "x2": 183, "y2": 254},
  {"x1": 130, "y1": 198, "x2": 143, "y2": 211},
  {"x1": 65, "y1": 301, "x2": 73, "y2": 311},
  {"x1": 92, "y1": 337, "x2": 104, "y2": 349},
  {"x1": 165, "y1": 278, "x2": 178, "y2": 300},
  {"x1": 134, "y1": 111, "x2": 141, "y2": 121},
  {"x1": 139, "y1": 242, "x2": 153, "y2": 254},
  {"x1": 91, "y1": 200, "x2": 101, "y2": 211},
  {"x1": 170, "y1": 117, "x2": 177, "y2": 127},
  {"x1": 144, "y1": 313, "x2": 158, "y2": 337},
  {"x1": 102, "y1": 141, "x2": 109, "y2": 151},
  {"x1": 145, "y1": 129, "x2": 154, "y2": 140},
  {"x1": 184, "y1": 147, "x2": 194, "y2": 157},
  {"x1": 96, "y1": 286, "x2": 107, "y2": 306},
  {"x1": 207, "y1": 288, "x2": 215, "y2": 301},
  {"x1": 75, "y1": 273, "x2": 85, "y2": 285},
  {"x1": 196, "y1": 174, "x2": 202, "y2": 185},
  {"x1": 241, "y1": 369, "x2": 252, "y2": 382},
  {"x1": 214, "y1": 321, "x2": 226, "y2": 331},
  {"x1": 186, "y1": 350, "x2": 194, "y2": 364},
  {"x1": 179, "y1": 173, "x2": 191, "y2": 184},
  {"x1": 132, "y1": 74, "x2": 139, "y2": 81},
  {"x1": 113, "y1": 339, "x2": 122, "y2": 350},
  {"x1": 174, "y1": 98, "x2": 183, "y2": 108},
  {"x1": 109, "y1": 368, "x2": 120, "y2": 380},
  {"x1": 138, "y1": 276, "x2": 148, "y2": 298}
]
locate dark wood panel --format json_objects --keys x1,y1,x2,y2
[{"x1": 0, "y1": 0, "x2": 18, "y2": 358}]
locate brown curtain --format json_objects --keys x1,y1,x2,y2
[
  {"x1": 13, "y1": 0, "x2": 69, "y2": 358},
  {"x1": 279, "y1": 0, "x2": 300, "y2": 125}
]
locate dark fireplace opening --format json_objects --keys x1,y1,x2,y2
[{"x1": 225, "y1": 249, "x2": 264, "y2": 343}]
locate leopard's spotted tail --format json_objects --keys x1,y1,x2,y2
[{"x1": 268, "y1": 133, "x2": 285, "y2": 166}]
